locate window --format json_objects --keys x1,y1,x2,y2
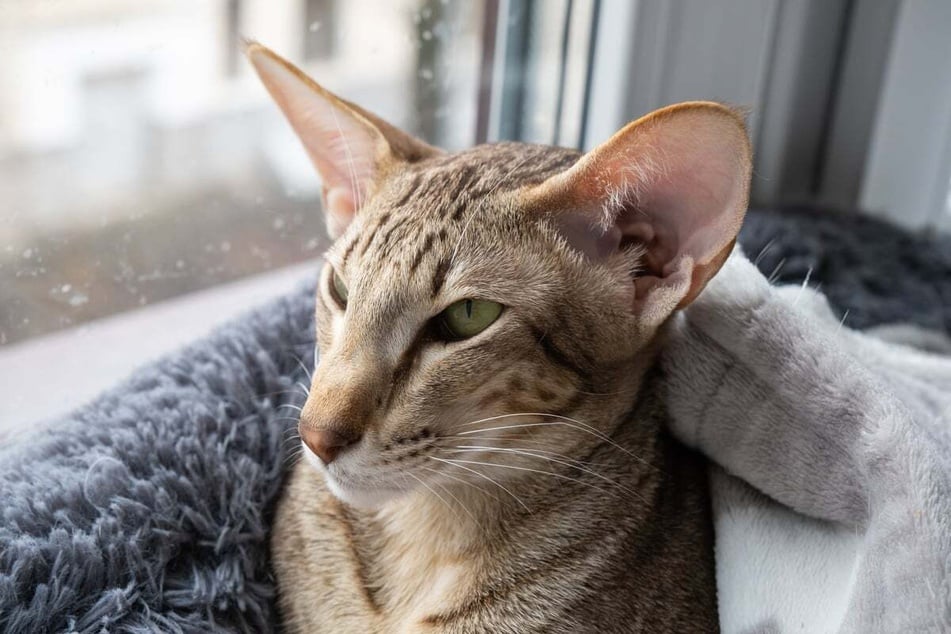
[
  {"x1": 0, "y1": 0, "x2": 485, "y2": 349},
  {"x1": 0, "y1": 0, "x2": 487, "y2": 428}
]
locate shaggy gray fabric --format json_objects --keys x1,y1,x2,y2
[
  {"x1": 740, "y1": 205, "x2": 951, "y2": 331},
  {"x1": 0, "y1": 207, "x2": 948, "y2": 633},
  {"x1": 0, "y1": 291, "x2": 315, "y2": 632}
]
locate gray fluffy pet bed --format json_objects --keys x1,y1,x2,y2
[{"x1": 1, "y1": 206, "x2": 949, "y2": 633}]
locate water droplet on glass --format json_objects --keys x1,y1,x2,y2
[
  {"x1": 22, "y1": 248, "x2": 33, "y2": 259},
  {"x1": 273, "y1": 218, "x2": 286, "y2": 230},
  {"x1": 61, "y1": 284, "x2": 72, "y2": 293},
  {"x1": 419, "y1": 68, "x2": 434, "y2": 81},
  {"x1": 421, "y1": 30, "x2": 433, "y2": 41},
  {"x1": 220, "y1": 241, "x2": 231, "y2": 252},
  {"x1": 68, "y1": 293, "x2": 88, "y2": 307},
  {"x1": 308, "y1": 21, "x2": 322, "y2": 32}
]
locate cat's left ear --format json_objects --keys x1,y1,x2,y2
[
  {"x1": 245, "y1": 41, "x2": 441, "y2": 239},
  {"x1": 521, "y1": 102, "x2": 752, "y2": 324}
]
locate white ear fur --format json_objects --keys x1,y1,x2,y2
[
  {"x1": 523, "y1": 102, "x2": 752, "y2": 323},
  {"x1": 245, "y1": 42, "x2": 440, "y2": 239}
]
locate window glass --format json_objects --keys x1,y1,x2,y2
[{"x1": 0, "y1": 0, "x2": 484, "y2": 346}]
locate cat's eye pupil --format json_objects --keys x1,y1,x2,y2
[
  {"x1": 331, "y1": 270, "x2": 349, "y2": 306},
  {"x1": 440, "y1": 298, "x2": 503, "y2": 340}
]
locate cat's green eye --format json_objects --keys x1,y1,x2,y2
[
  {"x1": 440, "y1": 299, "x2": 503, "y2": 340},
  {"x1": 330, "y1": 270, "x2": 349, "y2": 306}
]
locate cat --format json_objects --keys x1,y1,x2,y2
[{"x1": 246, "y1": 41, "x2": 752, "y2": 633}]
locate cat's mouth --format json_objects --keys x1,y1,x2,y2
[{"x1": 302, "y1": 443, "x2": 408, "y2": 508}]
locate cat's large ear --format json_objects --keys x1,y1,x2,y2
[
  {"x1": 245, "y1": 42, "x2": 441, "y2": 239},
  {"x1": 521, "y1": 102, "x2": 752, "y2": 325}
]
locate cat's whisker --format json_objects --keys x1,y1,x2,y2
[
  {"x1": 289, "y1": 353, "x2": 314, "y2": 383},
  {"x1": 444, "y1": 446, "x2": 647, "y2": 504},
  {"x1": 753, "y1": 238, "x2": 775, "y2": 267},
  {"x1": 452, "y1": 411, "x2": 603, "y2": 439},
  {"x1": 413, "y1": 470, "x2": 482, "y2": 527},
  {"x1": 432, "y1": 481, "x2": 482, "y2": 529},
  {"x1": 430, "y1": 457, "x2": 531, "y2": 512},
  {"x1": 405, "y1": 472, "x2": 463, "y2": 524},
  {"x1": 447, "y1": 411, "x2": 567, "y2": 434},
  {"x1": 283, "y1": 446, "x2": 304, "y2": 467},
  {"x1": 260, "y1": 387, "x2": 305, "y2": 399},
  {"x1": 458, "y1": 419, "x2": 628, "y2": 451},
  {"x1": 767, "y1": 257, "x2": 786, "y2": 284},
  {"x1": 279, "y1": 404, "x2": 304, "y2": 413},
  {"x1": 449, "y1": 413, "x2": 655, "y2": 470},
  {"x1": 447, "y1": 444, "x2": 602, "y2": 474},
  {"x1": 439, "y1": 439, "x2": 616, "y2": 469},
  {"x1": 420, "y1": 465, "x2": 502, "y2": 505},
  {"x1": 793, "y1": 267, "x2": 813, "y2": 306},
  {"x1": 438, "y1": 457, "x2": 617, "y2": 499}
]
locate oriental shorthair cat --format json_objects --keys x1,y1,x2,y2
[{"x1": 246, "y1": 41, "x2": 751, "y2": 633}]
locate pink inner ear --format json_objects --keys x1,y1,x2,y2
[
  {"x1": 532, "y1": 103, "x2": 750, "y2": 316},
  {"x1": 303, "y1": 121, "x2": 378, "y2": 232},
  {"x1": 632, "y1": 145, "x2": 747, "y2": 277},
  {"x1": 555, "y1": 212, "x2": 622, "y2": 261},
  {"x1": 247, "y1": 46, "x2": 383, "y2": 238},
  {"x1": 586, "y1": 107, "x2": 748, "y2": 276}
]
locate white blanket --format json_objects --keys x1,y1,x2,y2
[{"x1": 662, "y1": 250, "x2": 951, "y2": 633}]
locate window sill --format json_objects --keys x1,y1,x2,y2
[{"x1": 0, "y1": 260, "x2": 318, "y2": 443}]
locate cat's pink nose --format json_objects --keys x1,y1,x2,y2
[{"x1": 301, "y1": 427, "x2": 359, "y2": 465}]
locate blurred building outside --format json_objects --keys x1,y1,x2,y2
[{"x1": 0, "y1": 0, "x2": 482, "y2": 346}]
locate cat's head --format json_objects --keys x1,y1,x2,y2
[{"x1": 248, "y1": 43, "x2": 751, "y2": 509}]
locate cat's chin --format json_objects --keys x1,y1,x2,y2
[
  {"x1": 301, "y1": 445, "x2": 406, "y2": 509},
  {"x1": 324, "y1": 477, "x2": 405, "y2": 509}
]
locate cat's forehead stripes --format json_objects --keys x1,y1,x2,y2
[{"x1": 339, "y1": 143, "x2": 580, "y2": 281}]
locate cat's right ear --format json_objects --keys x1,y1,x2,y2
[
  {"x1": 245, "y1": 41, "x2": 441, "y2": 239},
  {"x1": 520, "y1": 102, "x2": 752, "y2": 327}
]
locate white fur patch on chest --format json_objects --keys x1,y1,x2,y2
[
  {"x1": 375, "y1": 499, "x2": 481, "y2": 631},
  {"x1": 381, "y1": 560, "x2": 471, "y2": 633}
]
